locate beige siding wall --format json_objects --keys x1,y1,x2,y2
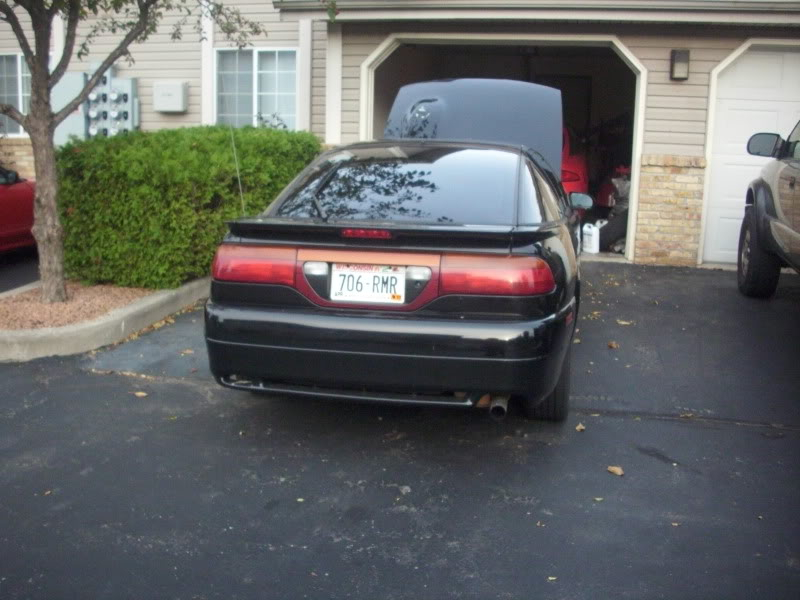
[
  {"x1": 619, "y1": 35, "x2": 745, "y2": 156},
  {"x1": 311, "y1": 20, "x2": 328, "y2": 138},
  {"x1": 214, "y1": 0, "x2": 299, "y2": 46},
  {"x1": 0, "y1": 7, "x2": 34, "y2": 53},
  {"x1": 70, "y1": 12, "x2": 203, "y2": 131},
  {"x1": 334, "y1": 22, "x2": 796, "y2": 154},
  {"x1": 0, "y1": 3, "x2": 313, "y2": 132}
]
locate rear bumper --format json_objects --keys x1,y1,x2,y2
[{"x1": 205, "y1": 300, "x2": 574, "y2": 405}]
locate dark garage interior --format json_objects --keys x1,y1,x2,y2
[{"x1": 373, "y1": 42, "x2": 637, "y2": 252}]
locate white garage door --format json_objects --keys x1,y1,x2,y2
[{"x1": 703, "y1": 47, "x2": 800, "y2": 263}]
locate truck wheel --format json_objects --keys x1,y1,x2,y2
[
  {"x1": 522, "y1": 349, "x2": 570, "y2": 422},
  {"x1": 737, "y1": 209, "x2": 780, "y2": 298}
]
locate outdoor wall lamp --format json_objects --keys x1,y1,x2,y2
[{"x1": 670, "y1": 49, "x2": 690, "y2": 81}]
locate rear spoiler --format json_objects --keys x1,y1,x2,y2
[{"x1": 226, "y1": 218, "x2": 556, "y2": 254}]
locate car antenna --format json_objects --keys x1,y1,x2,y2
[{"x1": 228, "y1": 125, "x2": 246, "y2": 216}]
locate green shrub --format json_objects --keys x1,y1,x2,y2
[{"x1": 58, "y1": 125, "x2": 320, "y2": 288}]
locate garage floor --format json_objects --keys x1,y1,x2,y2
[{"x1": 1, "y1": 262, "x2": 798, "y2": 599}]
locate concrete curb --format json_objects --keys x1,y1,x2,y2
[
  {"x1": 0, "y1": 277, "x2": 210, "y2": 362},
  {"x1": 0, "y1": 280, "x2": 40, "y2": 300}
]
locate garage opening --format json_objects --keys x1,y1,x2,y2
[{"x1": 372, "y1": 42, "x2": 637, "y2": 256}]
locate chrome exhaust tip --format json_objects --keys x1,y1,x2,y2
[{"x1": 489, "y1": 395, "x2": 509, "y2": 421}]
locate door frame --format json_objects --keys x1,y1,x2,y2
[
  {"x1": 698, "y1": 37, "x2": 800, "y2": 265},
  {"x1": 358, "y1": 32, "x2": 647, "y2": 263}
]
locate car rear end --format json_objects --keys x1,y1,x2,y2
[{"x1": 205, "y1": 141, "x2": 578, "y2": 412}]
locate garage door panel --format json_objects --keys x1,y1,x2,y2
[
  {"x1": 718, "y1": 52, "x2": 786, "y2": 100},
  {"x1": 709, "y1": 159, "x2": 768, "y2": 209},
  {"x1": 712, "y1": 102, "x2": 783, "y2": 150},
  {"x1": 704, "y1": 47, "x2": 800, "y2": 263},
  {"x1": 778, "y1": 51, "x2": 800, "y2": 94},
  {"x1": 705, "y1": 209, "x2": 746, "y2": 263}
]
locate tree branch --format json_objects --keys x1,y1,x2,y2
[
  {"x1": 0, "y1": 102, "x2": 25, "y2": 126},
  {"x1": 53, "y1": 0, "x2": 159, "y2": 126},
  {"x1": 0, "y1": 2, "x2": 34, "y2": 64},
  {"x1": 49, "y1": 0, "x2": 81, "y2": 89}
]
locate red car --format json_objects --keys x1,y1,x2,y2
[
  {"x1": 0, "y1": 166, "x2": 35, "y2": 252},
  {"x1": 561, "y1": 127, "x2": 589, "y2": 195}
]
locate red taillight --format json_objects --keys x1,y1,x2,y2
[
  {"x1": 562, "y1": 170, "x2": 581, "y2": 182},
  {"x1": 440, "y1": 254, "x2": 555, "y2": 296},
  {"x1": 212, "y1": 245, "x2": 296, "y2": 285},
  {"x1": 340, "y1": 228, "x2": 393, "y2": 239}
]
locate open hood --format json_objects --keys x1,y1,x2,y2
[{"x1": 383, "y1": 78, "x2": 562, "y2": 178}]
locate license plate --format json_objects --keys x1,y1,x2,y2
[{"x1": 331, "y1": 263, "x2": 405, "y2": 304}]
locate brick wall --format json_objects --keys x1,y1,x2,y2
[
  {"x1": 0, "y1": 137, "x2": 35, "y2": 179},
  {"x1": 634, "y1": 154, "x2": 706, "y2": 266}
]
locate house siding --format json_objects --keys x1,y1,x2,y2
[
  {"x1": 0, "y1": 9, "x2": 39, "y2": 176},
  {"x1": 68, "y1": 12, "x2": 204, "y2": 131},
  {"x1": 330, "y1": 21, "x2": 798, "y2": 266},
  {"x1": 311, "y1": 20, "x2": 328, "y2": 138},
  {"x1": 333, "y1": 22, "x2": 763, "y2": 156}
]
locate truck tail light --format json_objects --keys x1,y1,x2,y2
[
  {"x1": 212, "y1": 245, "x2": 296, "y2": 285},
  {"x1": 562, "y1": 170, "x2": 581, "y2": 182},
  {"x1": 440, "y1": 254, "x2": 555, "y2": 296}
]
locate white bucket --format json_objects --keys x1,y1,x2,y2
[{"x1": 582, "y1": 223, "x2": 600, "y2": 254}]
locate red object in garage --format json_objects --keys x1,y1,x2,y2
[
  {"x1": 596, "y1": 165, "x2": 632, "y2": 208},
  {"x1": 0, "y1": 167, "x2": 36, "y2": 252},
  {"x1": 561, "y1": 127, "x2": 589, "y2": 195}
]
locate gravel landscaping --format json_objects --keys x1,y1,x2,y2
[{"x1": 0, "y1": 281, "x2": 150, "y2": 330}]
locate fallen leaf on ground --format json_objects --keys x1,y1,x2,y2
[
  {"x1": 679, "y1": 412, "x2": 694, "y2": 418},
  {"x1": 132, "y1": 391, "x2": 147, "y2": 398},
  {"x1": 590, "y1": 413, "x2": 600, "y2": 417},
  {"x1": 593, "y1": 497, "x2": 604, "y2": 502},
  {"x1": 43, "y1": 490, "x2": 52, "y2": 496},
  {"x1": 671, "y1": 522, "x2": 681, "y2": 527},
  {"x1": 180, "y1": 349, "x2": 194, "y2": 355},
  {"x1": 547, "y1": 577, "x2": 557, "y2": 582},
  {"x1": 573, "y1": 338, "x2": 581, "y2": 344},
  {"x1": 607, "y1": 465, "x2": 624, "y2": 476},
  {"x1": 536, "y1": 521, "x2": 546, "y2": 527},
  {"x1": 608, "y1": 341, "x2": 620, "y2": 349},
  {"x1": 297, "y1": 498, "x2": 305, "y2": 503},
  {"x1": 575, "y1": 423, "x2": 586, "y2": 432},
  {"x1": 616, "y1": 319, "x2": 634, "y2": 326}
]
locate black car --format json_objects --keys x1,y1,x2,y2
[
  {"x1": 205, "y1": 79, "x2": 592, "y2": 420},
  {"x1": 738, "y1": 119, "x2": 800, "y2": 297}
]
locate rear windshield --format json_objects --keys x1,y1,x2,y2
[{"x1": 272, "y1": 145, "x2": 521, "y2": 226}]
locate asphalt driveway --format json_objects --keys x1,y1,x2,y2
[
  {"x1": 1, "y1": 262, "x2": 798, "y2": 599},
  {"x1": 0, "y1": 246, "x2": 38, "y2": 294}
]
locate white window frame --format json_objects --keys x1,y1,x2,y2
[
  {"x1": 0, "y1": 53, "x2": 31, "y2": 138},
  {"x1": 212, "y1": 47, "x2": 299, "y2": 130}
]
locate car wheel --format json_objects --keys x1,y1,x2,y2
[
  {"x1": 737, "y1": 209, "x2": 781, "y2": 298},
  {"x1": 521, "y1": 348, "x2": 571, "y2": 422}
]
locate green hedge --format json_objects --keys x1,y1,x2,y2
[{"x1": 58, "y1": 125, "x2": 320, "y2": 288}]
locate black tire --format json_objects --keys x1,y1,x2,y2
[
  {"x1": 599, "y1": 208, "x2": 629, "y2": 251},
  {"x1": 737, "y1": 209, "x2": 781, "y2": 298},
  {"x1": 521, "y1": 349, "x2": 571, "y2": 422}
]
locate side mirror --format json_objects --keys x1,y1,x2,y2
[
  {"x1": 569, "y1": 192, "x2": 593, "y2": 211},
  {"x1": 747, "y1": 132, "x2": 781, "y2": 158}
]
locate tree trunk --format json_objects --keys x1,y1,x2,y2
[{"x1": 28, "y1": 117, "x2": 67, "y2": 303}]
